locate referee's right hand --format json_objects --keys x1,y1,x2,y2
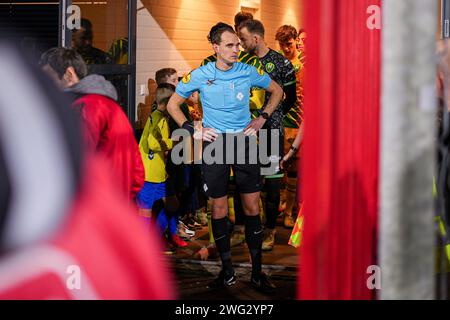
[{"x1": 198, "y1": 127, "x2": 218, "y2": 142}]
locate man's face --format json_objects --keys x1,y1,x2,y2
[
  {"x1": 214, "y1": 31, "x2": 240, "y2": 65},
  {"x1": 72, "y1": 27, "x2": 93, "y2": 53},
  {"x1": 298, "y1": 32, "x2": 306, "y2": 52},
  {"x1": 278, "y1": 38, "x2": 298, "y2": 60},
  {"x1": 166, "y1": 73, "x2": 179, "y2": 86},
  {"x1": 238, "y1": 27, "x2": 257, "y2": 55}
]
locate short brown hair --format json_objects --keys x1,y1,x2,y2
[
  {"x1": 155, "y1": 83, "x2": 175, "y2": 106},
  {"x1": 207, "y1": 22, "x2": 235, "y2": 45},
  {"x1": 155, "y1": 68, "x2": 177, "y2": 85},
  {"x1": 238, "y1": 19, "x2": 265, "y2": 38},
  {"x1": 234, "y1": 12, "x2": 253, "y2": 30},
  {"x1": 39, "y1": 47, "x2": 87, "y2": 80},
  {"x1": 275, "y1": 25, "x2": 298, "y2": 43}
]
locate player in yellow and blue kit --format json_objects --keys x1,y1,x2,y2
[{"x1": 137, "y1": 83, "x2": 188, "y2": 249}]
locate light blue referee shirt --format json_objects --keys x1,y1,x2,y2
[{"x1": 176, "y1": 61, "x2": 271, "y2": 133}]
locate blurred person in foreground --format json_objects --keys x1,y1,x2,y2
[{"x1": 0, "y1": 42, "x2": 174, "y2": 299}]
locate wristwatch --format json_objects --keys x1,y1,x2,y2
[{"x1": 260, "y1": 112, "x2": 270, "y2": 120}]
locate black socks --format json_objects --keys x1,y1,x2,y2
[
  {"x1": 212, "y1": 216, "x2": 233, "y2": 275},
  {"x1": 213, "y1": 214, "x2": 264, "y2": 281},
  {"x1": 245, "y1": 214, "x2": 263, "y2": 280}
]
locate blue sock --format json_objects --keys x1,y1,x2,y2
[
  {"x1": 156, "y1": 208, "x2": 168, "y2": 236},
  {"x1": 168, "y1": 213, "x2": 178, "y2": 236}
]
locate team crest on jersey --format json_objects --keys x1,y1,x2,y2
[
  {"x1": 257, "y1": 67, "x2": 265, "y2": 76},
  {"x1": 182, "y1": 72, "x2": 191, "y2": 84},
  {"x1": 148, "y1": 151, "x2": 154, "y2": 160},
  {"x1": 265, "y1": 62, "x2": 275, "y2": 73}
]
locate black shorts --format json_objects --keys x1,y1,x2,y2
[{"x1": 201, "y1": 133, "x2": 262, "y2": 199}]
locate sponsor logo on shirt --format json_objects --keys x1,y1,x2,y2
[{"x1": 265, "y1": 62, "x2": 275, "y2": 73}]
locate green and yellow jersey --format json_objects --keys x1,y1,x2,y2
[
  {"x1": 283, "y1": 52, "x2": 304, "y2": 129},
  {"x1": 107, "y1": 37, "x2": 128, "y2": 64},
  {"x1": 299, "y1": 51, "x2": 306, "y2": 66}
]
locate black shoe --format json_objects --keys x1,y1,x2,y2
[
  {"x1": 163, "y1": 244, "x2": 176, "y2": 255},
  {"x1": 250, "y1": 273, "x2": 276, "y2": 294},
  {"x1": 207, "y1": 270, "x2": 236, "y2": 289},
  {"x1": 161, "y1": 237, "x2": 176, "y2": 255}
]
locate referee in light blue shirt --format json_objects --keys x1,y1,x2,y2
[{"x1": 167, "y1": 22, "x2": 283, "y2": 294}]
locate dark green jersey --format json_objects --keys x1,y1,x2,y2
[{"x1": 259, "y1": 48, "x2": 296, "y2": 131}]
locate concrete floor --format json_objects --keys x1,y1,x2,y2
[{"x1": 166, "y1": 218, "x2": 300, "y2": 300}]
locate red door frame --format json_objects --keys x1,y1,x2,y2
[{"x1": 299, "y1": 0, "x2": 381, "y2": 300}]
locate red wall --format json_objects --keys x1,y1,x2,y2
[{"x1": 299, "y1": 0, "x2": 381, "y2": 300}]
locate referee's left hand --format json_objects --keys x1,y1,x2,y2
[{"x1": 244, "y1": 116, "x2": 266, "y2": 136}]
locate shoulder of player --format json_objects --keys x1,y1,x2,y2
[
  {"x1": 234, "y1": 61, "x2": 262, "y2": 73},
  {"x1": 272, "y1": 50, "x2": 296, "y2": 72},
  {"x1": 269, "y1": 48, "x2": 289, "y2": 63},
  {"x1": 201, "y1": 54, "x2": 217, "y2": 66},
  {"x1": 183, "y1": 64, "x2": 213, "y2": 82},
  {"x1": 238, "y1": 51, "x2": 259, "y2": 64},
  {"x1": 298, "y1": 51, "x2": 306, "y2": 61},
  {"x1": 148, "y1": 109, "x2": 164, "y2": 125}
]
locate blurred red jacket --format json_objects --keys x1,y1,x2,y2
[{"x1": 0, "y1": 155, "x2": 175, "y2": 300}]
